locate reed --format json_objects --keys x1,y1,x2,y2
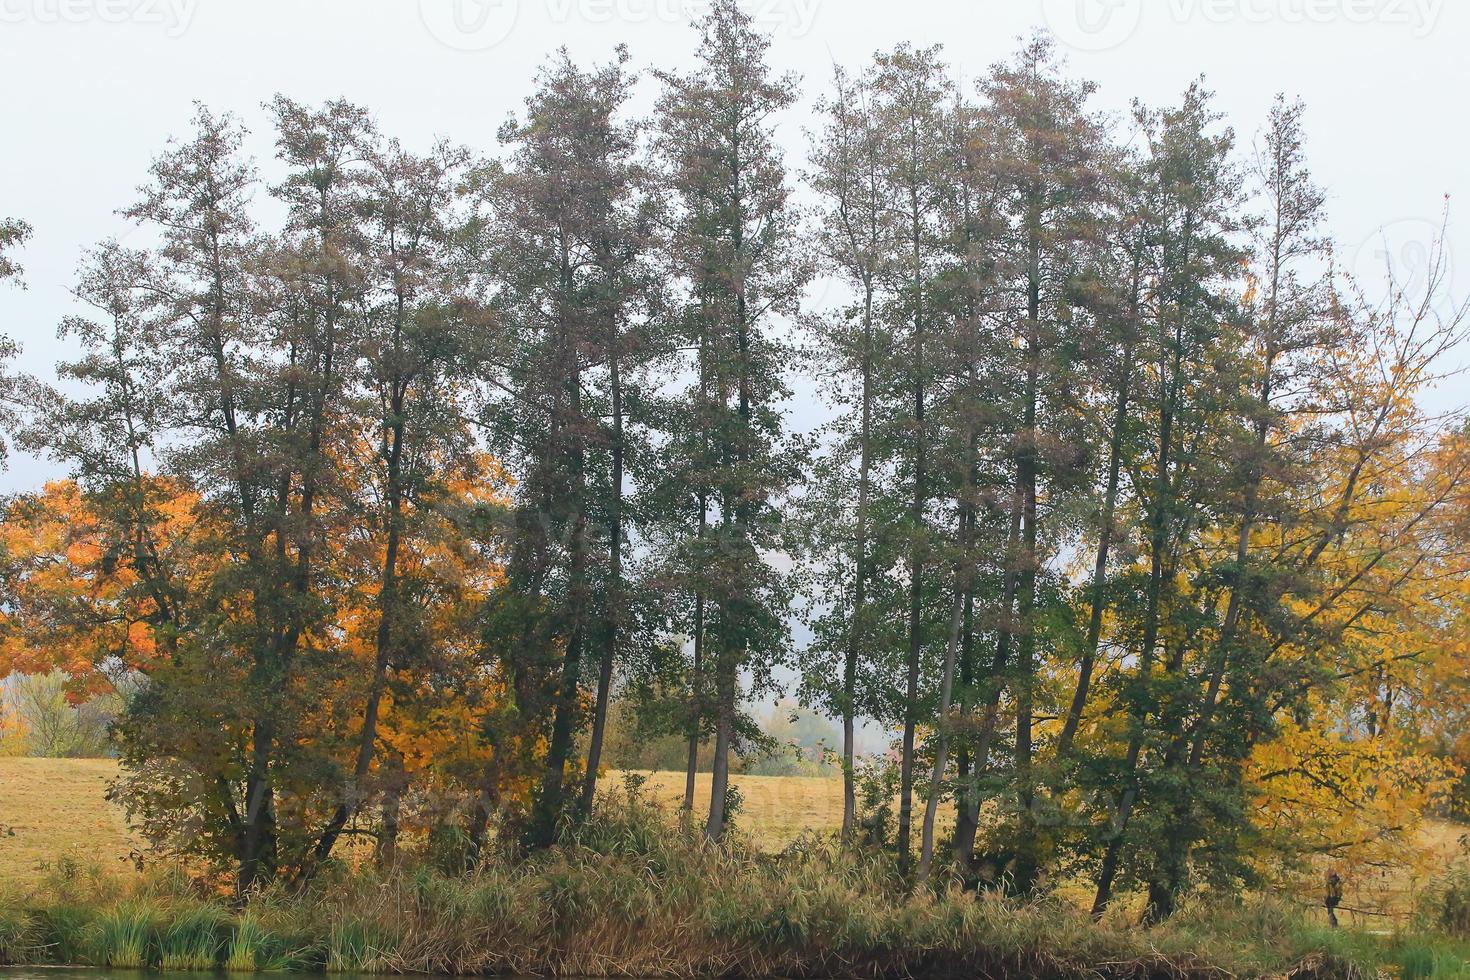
[
  {"x1": 158, "y1": 903, "x2": 228, "y2": 970},
  {"x1": 92, "y1": 902, "x2": 154, "y2": 969}
]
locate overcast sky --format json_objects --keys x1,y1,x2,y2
[{"x1": 1, "y1": 0, "x2": 1465, "y2": 497}]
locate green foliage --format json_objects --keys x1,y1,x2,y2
[
  {"x1": 855, "y1": 755, "x2": 901, "y2": 848},
  {"x1": 595, "y1": 698, "x2": 714, "y2": 773},
  {"x1": 1422, "y1": 865, "x2": 1470, "y2": 939},
  {"x1": 741, "y1": 703, "x2": 841, "y2": 777},
  {"x1": 721, "y1": 783, "x2": 745, "y2": 830}
]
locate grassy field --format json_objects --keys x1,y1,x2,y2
[
  {"x1": 1, "y1": 757, "x2": 1462, "y2": 924},
  {"x1": 623, "y1": 769, "x2": 852, "y2": 845},
  {"x1": 0, "y1": 758, "x2": 853, "y2": 881},
  {"x1": 4, "y1": 758, "x2": 1469, "y2": 978},
  {"x1": 0, "y1": 757, "x2": 141, "y2": 881}
]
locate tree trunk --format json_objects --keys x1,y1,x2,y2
[
  {"x1": 580, "y1": 329, "x2": 624, "y2": 817},
  {"x1": 376, "y1": 754, "x2": 405, "y2": 869},
  {"x1": 684, "y1": 589, "x2": 704, "y2": 812},
  {"x1": 897, "y1": 185, "x2": 927, "y2": 878},
  {"x1": 1011, "y1": 204, "x2": 1043, "y2": 895},
  {"x1": 919, "y1": 547, "x2": 971, "y2": 882},
  {"x1": 238, "y1": 721, "x2": 278, "y2": 895},
  {"x1": 465, "y1": 757, "x2": 501, "y2": 873},
  {"x1": 704, "y1": 660, "x2": 735, "y2": 840},
  {"x1": 1056, "y1": 333, "x2": 1135, "y2": 760},
  {"x1": 843, "y1": 285, "x2": 876, "y2": 841},
  {"x1": 952, "y1": 485, "x2": 1024, "y2": 871}
]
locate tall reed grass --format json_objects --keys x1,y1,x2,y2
[{"x1": 0, "y1": 795, "x2": 1460, "y2": 978}]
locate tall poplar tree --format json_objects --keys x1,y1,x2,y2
[
  {"x1": 1089, "y1": 83, "x2": 1247, "y2": 918},
  {"x1": 869, "y1": 43, "x2": 955, "y2": 874},
  {"x1": 980, "y1": 36, "x2": 1106, "y2": 891},
  {"x1": 488, "y1": 47, "x2": 650, "y2": 847},
  {"x1": 654, "y1": 0, "x2": 808, "y2": 841},
  {"x1": 800, "y1": 63, "x2": 903, "y2": 839}
]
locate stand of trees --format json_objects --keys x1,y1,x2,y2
[{"x1": 3, "y1": 2, "x2": 1469, "y2": 919}]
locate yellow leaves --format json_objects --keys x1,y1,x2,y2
[
  {"x1": 1247, "y1": 717, "x2": 1458, "y2": 892},
  {"x1": 0, "y1": 700, "x2": 30, "y2": 756},
  {"x1": 1241, "y1": 268, "x2": 1260, "y2": 309}
]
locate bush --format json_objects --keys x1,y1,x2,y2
[{"x1": 1421, "y1": 865, "x2": 1470, "y2": 938}]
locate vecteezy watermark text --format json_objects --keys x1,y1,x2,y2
[
  {"x1": 1043, "y1": 0, "x2": 1445, "y2": 53},
  {"x1": 0, "y1": 0, "x2": 197, "y2": 35}
]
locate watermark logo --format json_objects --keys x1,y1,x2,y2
[
  {"x1": 0, "y1": 0, "x2": 198, "y2": 36},
  {"x1": 1168, "y1": 0, "x2": 1444, "y2": 36},
  {"x1": 1040, "y1": 0, "x2": 1143, "y2": 52},
  {"x1": 419, "y1": 0, "x2": 520, "y2": 52},
  {"x1": 1043, "y1": 0, "x2": 1446, "y2": 52},
  {"x1": 1349, "y1": 217, "x2": 1456, "y2": 313}
]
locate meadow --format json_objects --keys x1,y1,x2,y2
[
  {"x1": 0, "y1": 764, "x2": 858, "y2": 875},
  {"x1": 5, "y1": 759, "x2": 1470, "y2": 978},
  {"x1": 0, "y1": 758, "x2": 139, "y2": 882},
  {"x1": 2, "y1": 757, "x2": 1463, "y2": 927},
  {"x1": 0, "y1": 759, "x2": 854, "y2": 880}
]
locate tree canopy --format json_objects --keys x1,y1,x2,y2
[{"x1": 2, "y1": 2, "x2": 1468, "y2": 919}]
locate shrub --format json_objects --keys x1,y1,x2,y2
[{"x1": 1422, "y1": 866, "x2": 1470, "y2": 939}]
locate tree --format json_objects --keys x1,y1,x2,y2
[
  {"x1": 1088, "y1": 82, "x2": 1249, "y2": 919},
  {"x1": 0, "y1": 671, "x2": 119, "y2": 758},
  {"x1": 1132, "y1": 95, "x2": 1339, "y2": 915},
  {"x1": 487, "y1": 46, "x2": 652, "y2": 846},
  {"x1": 0, "y1": 216, "x2": 32, "y2": 465},
  {"x1": 800, "y1": 61, "x2": 901, "y2": 840},
  {"x1": 43, "y1": 100, "x2": 384, "y2": 889},
  {"x1": 654, "y1": 0, "x2": 809, "y2": 840},
  {"x1": 951, "y1": 38, "x2": 1107, "y2": 890},
  {"x1": 867, "y1": 42, "x2": 955, "y2": 875},
  {"x1": 302, "y1": 129, "x2": 487, "y2": 874}
]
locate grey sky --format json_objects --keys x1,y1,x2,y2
[{"x1": 1, "y1": 0, "x2": 1465, "y2": 496}]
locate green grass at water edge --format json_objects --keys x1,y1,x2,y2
[
  {"x1": 92, "y1": 902, "x2": 154, "y2": 969},
  {"x1": 158, "y1": 903, "x2": 229, "y2": 970},
  {"x1": 223, "y1": 911, "x2": 301, "y2": 972},
  {"x1": 1390, "y1": 937, "x2": 1470, "y2": 979}
]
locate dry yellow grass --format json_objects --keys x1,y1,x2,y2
[
  {"x1": 620, "y1": 769, "x2": 959, "y2": 848},
  {"x1": 0, "y1": 759, "x2": 855, "y2": 880},
  {"x1": 0, "y1": 756, "x2": 141, "y2": 881},
  {"x1": 617, "y1": 769, "x2": 846, "y2": 848},
  {"x1": 2, "y1": 756, "x2": 1462, "y2": 919}
]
